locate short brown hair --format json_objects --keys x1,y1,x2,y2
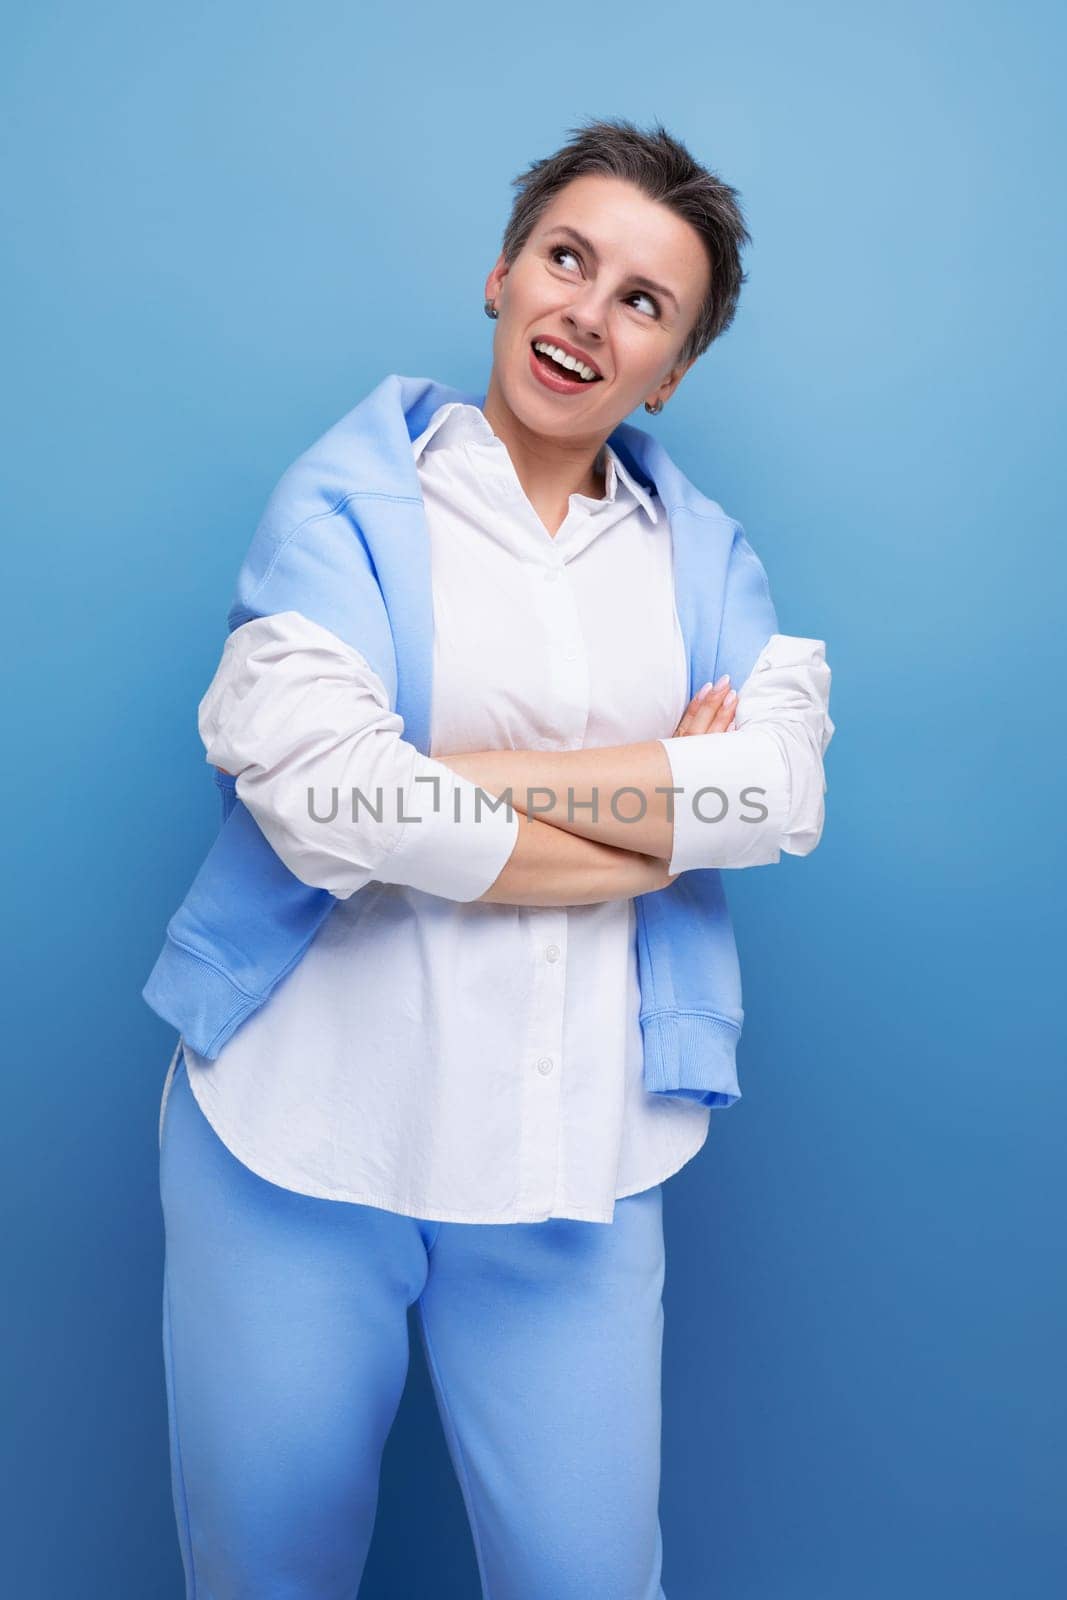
[{"x1": 501, "y1": 116, "x2": 752, "y2": 367}]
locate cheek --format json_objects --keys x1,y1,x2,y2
[{"x1": 614, "y1": 336, "x2": 661, "y2": 382}]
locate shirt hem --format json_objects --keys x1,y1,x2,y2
[
  {"x1": 613, "y1": 1115, "x2": 712, "y2": 1202},
  {"x1": 183, "y1": 1056, "x2": 709, "y2": 1226}
]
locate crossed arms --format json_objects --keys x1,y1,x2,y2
[{"x1": 202, "y1": 610, "x2": 834, "y2": 910}]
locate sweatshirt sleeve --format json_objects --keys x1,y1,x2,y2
[
  {"x1": 199, "y1": 608, "x2": 519, "y2": 902},
  {"x1": 658, "y1": 633, "x2": 835, "y2": 873}
]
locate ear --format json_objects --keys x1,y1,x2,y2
[
  {"x1": 646, "y1": 353, "x2": 699, "y2": 412},
  {"x1": 484, "y1": 252, "x2": 510, "y2": 305}
]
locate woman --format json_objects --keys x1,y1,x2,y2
[{"x1": 152, "y1": 117, "x2": 834, "y2": 1599}]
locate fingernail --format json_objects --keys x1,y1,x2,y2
[
  {"x1": 697, "y1": 681, "x2": 714, "y2": 698},
  {"x1": 725, "y1": 688, "x2": 737, "y2": 703},
  {"x1": 714, "y1": 674, "x2": 730, "y2": 690}
]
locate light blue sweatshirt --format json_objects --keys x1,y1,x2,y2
[{"x1": 143, "y1": 373, "x2": 804, "y2": 1107}]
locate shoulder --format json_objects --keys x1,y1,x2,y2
[{"x1": 229, "y1": 399, "x2": 399, "y2": 630}]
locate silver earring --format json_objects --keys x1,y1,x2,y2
[
  {"x1": 484, "y1": 299, "x2": 498, "y2": 319},
  {"x1": 644, "y1": 398, "x2": 664, "y2": 415}
]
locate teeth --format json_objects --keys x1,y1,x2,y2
[{"x1": 533, "y1": 341, "x2": 599, "y2": 382}]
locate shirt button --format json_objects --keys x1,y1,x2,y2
[
  {"x1": 536, "y1": 1055, "x2": 554, "y2": 1075},
  {"x1": 545, "y1": 944, "x2": 560, "y2": 962}
]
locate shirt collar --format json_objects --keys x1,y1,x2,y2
[{"x1": 411, "y1": 401, "x2": 659, "y2": 525}]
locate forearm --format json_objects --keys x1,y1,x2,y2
[
  {"x1": 475, "y1": 807, "x2": 673, "y2": 906},
  {"x1": 441, "y1": 637, "x2": 833, "y2": 875},
  {"x1": 442, "y1": 744, "x2": 679, "y2": 860}
]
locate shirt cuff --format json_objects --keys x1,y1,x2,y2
[
  {"x1": 659, "y1": 728, "x2": 791, "y2": 873},
  {"x1": 374, "y1": 760, "x2": 520, "y2": 901}
]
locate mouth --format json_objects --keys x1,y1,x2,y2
[{"x1": 528, "y1": 338, "x2": 604, "y2": 395}]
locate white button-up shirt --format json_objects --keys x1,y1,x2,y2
[{"x1": 179, "y1": 401, "x2": 831, "y2": 1223}]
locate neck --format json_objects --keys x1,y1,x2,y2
[{"x1": 481, "y1": 372, "x2": 610, "y2": 506}]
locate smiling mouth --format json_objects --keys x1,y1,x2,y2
[{"x1": 529, "y1": 340, "x2": 603, "y2": 382}]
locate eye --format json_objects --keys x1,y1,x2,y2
[
  {"x1": 627, "y1": 290, "x2": 661, "y2": 319},
  {"x1": 548, "y1": 246, "x2": 662, "y2": 319},
  {"x1": 549, "y1": 245, "x2": 581, "y2": 271}
]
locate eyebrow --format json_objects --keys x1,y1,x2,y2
[{"x1": 543, "y1": 224, "x2": 680, "y2": 312}]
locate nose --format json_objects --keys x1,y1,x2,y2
[{"x1": 562, "y1": 293, "x2": 606, "y2": 347}]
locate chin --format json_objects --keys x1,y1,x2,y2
[
  {"x1": 497, "y1": 367, "x2": 555, "y2": 428},
  {"x1": 494, "y1": 353, "x2": 613, "y2": 439}
]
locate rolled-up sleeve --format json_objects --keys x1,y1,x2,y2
[
  {"x1": 199, "y1": 609, "x2": 519, "y2": 902},
  {"x1": 659, "y1": 633, "x2": 835, "y2": 873}
]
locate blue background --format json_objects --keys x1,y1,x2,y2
[{"x1": 4, "y1": 1, "x2": 1064, "y2": 1594}]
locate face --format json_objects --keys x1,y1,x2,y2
[{"x1": 483, "y1": 173, "x2": 712, "y2": 442}]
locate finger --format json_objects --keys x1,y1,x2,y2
[
  {"x1": 680, "y1": 676, "x2": 732, "y2": 735},
  {"x1": 674, "y1": 681, "x2": 714, "y2": 737},
  {"x1": 707, "y1": 687, "x2": 738, "y2": 733},
  {"x1": 685, "y1": 679, "x2": 733, "y2": 736}
]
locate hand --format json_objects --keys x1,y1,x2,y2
[{"x1": 673, "y1": 676, "x2": 737, "y2": 737}]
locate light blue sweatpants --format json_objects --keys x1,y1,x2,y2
[{"x1": 159, "y1": 1045, "x2": 669, "y2": 1599}]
